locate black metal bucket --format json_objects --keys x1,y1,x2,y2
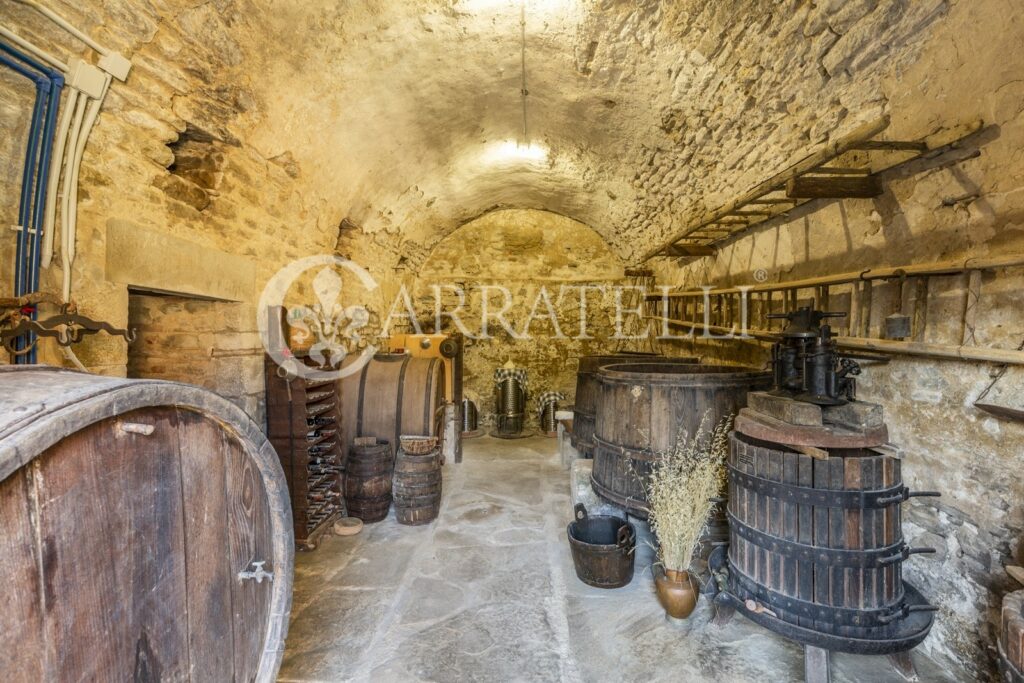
[{"x1": 566, "y1": 504, "x2": 636, "y2": 588}]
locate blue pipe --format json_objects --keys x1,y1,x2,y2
[{"x1": 0, "y1": 43, "x2": 64, "y2": 364}]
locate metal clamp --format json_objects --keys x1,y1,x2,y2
[
  {"x1": 879, "y1": 546, "x2": 938, "y2": 566},
  {"x1": 875, "y1": 487, "x2": 942, "y2": 506},
  {"x1": 238, "y1": 560, "x2": 274, "y2": 584}
]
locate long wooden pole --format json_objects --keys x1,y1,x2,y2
[
  {"x1": 647, "y1": 252, "x2": 1024, "y2": 300},
  {"x1": 641, "y1": 116, "x2": 891, "y2": 262},
  {"x1": 653, "y1": 316, "x2": 1024, "y2": 366}
]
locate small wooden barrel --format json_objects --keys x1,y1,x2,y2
[
  {"x1": 571, "y1": 353, "x2": 696, "y2": 457},
  {"x1": 725, "y1": 431, "x2": 934, "y2": 652},
  {"x1": 1002, "y1": 591, "x2": 1024, "y2": 683},
  {"x1": 591, "y1": 362, "x2": 769, "y2": 517},
  {"x1": 393, "y1": 446, "x2": 442, "y2": 526},
  {"x1": 0, "y1": 367, "x2": 292, "y2": 683},
  {"x1": 344, "y1": 441, "x2": 394, "y2": 523}
]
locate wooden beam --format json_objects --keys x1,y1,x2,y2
[
  {"x1": 657, "y1": 252, "x2": 1024, "y2": 299},
  {"x1": 659, "y1": 244, "x2": 716, "y2": 257},
  {"x1": 641, "y1": 115, "x2": 891, "y2": 261},
  {"x1": 730, "y1": 209, "x2": 774, "y2": 216},
  {"x1": 807, "y1": 166, "x2": 873, "y2": 175},
  {"x1": 851, "y1": 140, "x2": 927, "y2": 152},
  {"x1": 748, "y1": 198, "x2": 798, "y2": 205},
  {"x1": 786, "y1": 174, "x2": 882, "y2": 199}
]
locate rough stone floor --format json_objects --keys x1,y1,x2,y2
[{"x1": 278, "y1": 436, "x2": 966, "y2": 683}]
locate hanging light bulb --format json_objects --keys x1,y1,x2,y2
[{"x1": 479, "y1": 140, "x2": 549, "y2": 165}]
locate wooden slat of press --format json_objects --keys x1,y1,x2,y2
[
  {"x1": 727, "y1": 438, "x2": 743, "y2": 574},
  {"x1": 844, "y1": 457, "x2": 864, "y2": 614},
  {"x1": 882, "y1": 455, "x2": 897, "y2": 604},
  {"x1": 737, "y1": 437, "x2": 752, "y2": 577},
  {"x1": 862, "y1": 456, "x2": 880, "y2": 611},
  {"x1": 892, "y1": 457, "x2": 903, "y2": 601},
  {"x1": 829, "y1": 457, "x2": 847, "y2": 617},
  {"x1": 177, "y1": 409, "x2": 236, "y2": 682},
  {"x1": 38, "y1": 409, "x2": 189, "y2": 681},
  {"x1": 797, "y1": 453, "x2": 815, "y2": 629},
  {"x1": 226, "y1": 437, "x2": 275, "y2": 683},
  {"x1": 782, "y1": 451, "x2": 799, "y2": 603},
  {"x1": 768, "y1": 449, "x2": 784, "y2": 595},
  {"x1": 813, "y1": 455, "x2": 830, "y2": 633},
  {"x1": 0, "y1": 469, "x2": 45, "y2": 682},
  {"x1": 755, "y1": 443, "x2": 769, "y2": 588}
]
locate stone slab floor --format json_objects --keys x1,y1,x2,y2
[{"x1": 279, "y1": 436, "x2": 967, "y2": 683}]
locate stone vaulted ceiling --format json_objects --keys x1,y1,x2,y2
[{"x1": 235, "y1": 0, "x2": 949, "y2": 265}]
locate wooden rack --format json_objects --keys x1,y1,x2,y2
[
  {"x1": 643, "y1": 253, "x2": 1024, "y2": 366},
  {"x1": 642, "y1": 115, "x2": 985, "y2": 262},
  {"x1": 265, "y1": 355, "x2": 345, "y2": 550}
]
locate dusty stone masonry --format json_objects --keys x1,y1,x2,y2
[
  {"x1": 411, "y1": 209, "x2": 636, "y2": 428},
  {"x1": 1, "y1": 1, "x2": 337, "y2": 415}
]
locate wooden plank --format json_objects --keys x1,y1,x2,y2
[
  {"x1": 226, "y1": 434, "x2": 275, "y2": 683},
  {"x1": 782, "y1": 452, "x2": 799, "y2": 603},
  {"x1": 660, "y1": 244, "x2": 716, "y2": 257},
  {"x1": 177, "y1": 409, "x2": 236, "y2": 682},
  {"x1": 786, "y1": 174, "x2": 882, "y2": 199},
  {"x1": 37, "y1": 409, "x2": 189, "y2": 681},
  {"x1": 797, "y1": 454, "x2": 814, "y2": 629},
  {"x1": 829, "y1": 458, "x2": 846, "y2": 613},
  {"x1": 844, "y1": 458, "x2": 863, "y2": 612},
  {"x1": 961, "y1": 269, "x2": 982, "y2": 346},
  {"x1": 913, "y1": 278, "x2": 929, "y2": 342},
  {"x1": 756, "y1": 444, "x2": 769, "y2": 587},
  {"x1": 0, "y1": 468, "x2": 45, "y2": 682},
  {"x1": 768, "y1": 449, "x2": 784, "y2": 594}
]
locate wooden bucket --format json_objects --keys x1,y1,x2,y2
[
  {"x1": 344, "y1": 440, "x2": 394, "y2": 523},
  {"x1": 571, "y1": 354, "x2": 697, "y2": 458},
  {"x1": 393, "y1": 446, "x2": 442, "y2": 526},
  {"x1": 342, "y1": 354, "x2": 444, "y2": 460},
  {"x1": 0, "y1": 367, "x2": 292, "y2": 683},
  {"x1": 591, "y1": 362, "x2": 769, "y2": 517}
]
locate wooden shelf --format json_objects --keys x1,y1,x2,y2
[
  {"x1": 265, "y1": 354, "x2": 345, "y2": 550},
  {"x1": 643, "y1": 116, "x2": 985, "y2": 261}
]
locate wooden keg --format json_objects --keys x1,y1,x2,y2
[
  {"x1": 342, "y1": 353, "x2": 444, "y2": 459},
  {"x1": 1002, "y1": 590, "x2": 1024, "y2": 682},
  {"x1": 723, "y1": 431, "x2": 935, "y2": 652},
  {"x1": 344, "y1": 440, "x2": 394, "y2": 523},
  {"x1": 0, "y1": 367, "x2": 292, "y2": 683},
  {"x1": 571, "y1": 354, "x2": 697, "y2": 458},
  {"x1": 393, "y1": 446, "x2": 442, "y2": 526},
  {"x1": 591, "y1": 362, "x2": 769, "y2": 517}
]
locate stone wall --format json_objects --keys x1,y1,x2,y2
[
  {"x1": 127, "y1": 291, "x2": 264, "y2": 421},
  {"x1": 652, "y1": 0, "x2": 1024, "y2": 675},
  {"x1": 411, "y1": 209, "x2": 636, "y2": 428},
  {"x1": 0, "y1": 1, "x2": 336, "y2": 420}
]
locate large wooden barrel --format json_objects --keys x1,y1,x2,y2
[
  {"x1": 393, "y1": 446, "x2": 442, "y2": 526},
  {"x1": 723, "y1": 432, "x2": 934, "y2": 653},
  {"x1": 1002, "y1": 590, "x2": 1024, "y2": 683},
  {"x1": 0, "y1": 367, "x2": 292, "y2": 683},
  {"x1": 344, "y1": 441, "x2": 394, "y2": 523},
  {"x1": 571, "y1": 354, "x2": 697, "y2": 458},
  {"x1": 591, "y1": 362, "x2": 769, "y2": 517},
  {"x1": 342, "y1": 353, "x2": 445, "y2": 456}
]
